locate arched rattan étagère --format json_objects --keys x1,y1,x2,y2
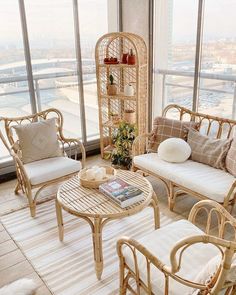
[{"x1": 95, "y1": 32, "x2": 148, "y2": 158}]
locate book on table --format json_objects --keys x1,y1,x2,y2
[{"x1": 99, "y1": 178, "x2": 144, "y2": 208}]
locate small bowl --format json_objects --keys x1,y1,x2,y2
[{"x1": 78, "y1": 166, "x2": 116, "y2": 189}]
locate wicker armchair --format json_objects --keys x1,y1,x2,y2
[
  {"x1": 117, "y1": 200, "x2": 236, "y2": 295},
  {"x1": 0, "y1": 108, "x2": 86, "y2": 217}
]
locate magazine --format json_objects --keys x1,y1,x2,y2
[{"x1": 99, "y1": 178, "x2": 144, "y2": 208}]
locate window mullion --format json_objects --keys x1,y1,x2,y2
[
  {"x1": 72, "y1": 0, "x2": 87, "y2": 144},
  {"x1": 192, "y1": 0, "x2": 205, "y2": 112},
  {"x1": 18, "y1": 0, "x2": 37, "y2": 114}
]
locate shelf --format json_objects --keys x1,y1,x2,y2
[
  {"x1": 103, "y1": 120, "x2": 119, "y2": 128},
  {"x1": 99, "y1": 63, "x2": 136, "y2": 68},
  {"x1": 101, "y1": 93, "x2": 136, "y2": 100},
  {"x1": 96, "y1": 33, "x2": 148, "y2": 159},
  {"x1": 99, "y1": 63, "x2": 147, "y2": 69}
]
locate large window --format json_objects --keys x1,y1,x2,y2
[
  {"x1": 0, "y1": 0, "x2": 118, "y2": 168},
  {"x1": 0, "y1": 1, "x2": 31, "y2": 160},
  {"x1": 153, "y1": 0, "x2": 236, "y2": 119}
]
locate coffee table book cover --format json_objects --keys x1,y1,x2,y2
[{"x1": 99, "y1": 178, "x2": 144, "y2": 208}]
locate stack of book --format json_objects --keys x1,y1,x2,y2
[{"x1": 99, "y1": 178, "x2": 144, "y2": 208}]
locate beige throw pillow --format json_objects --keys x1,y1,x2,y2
[
  {"x1": 226, "y1": 138, "x2": 236, "y2": 177},
  {"x1": 187, "y1": 128, "x2": 231, "y2": 170},
  {"x1": 148, "y1": 117, "x2": 199, "y2": 152},
  {"x1": 14, "y1": 118, "x2": 62, "y2": 164}
]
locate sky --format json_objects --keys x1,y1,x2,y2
[
  {"x1": 0, "y1": 0, "x2": 108, "y2": 47},
  {"x1": 0, "y1": 0, "x2": 236, "y2": 47},
  {"x1": 172, "y1": 0, "x2": 236, "y2": 43}
]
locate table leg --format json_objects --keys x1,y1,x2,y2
[
  {"x1": 55, "y1": 199, "x2": 64, "y2": 241},
  {"x1": 92, "y1": 217, "x2": 103, "y2": 280},
  {"x1": 150, "y1": 192, "x2": 160, "y2": 229}
]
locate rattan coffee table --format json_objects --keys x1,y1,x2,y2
[{"x1": 56, "y1": 169, "x2": 160, "y2": 280}]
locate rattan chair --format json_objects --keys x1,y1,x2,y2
[
  {"x1": 0, "y1": 108, "x2": 86, "y2": 217},
  {"x1": 117, "y1": 200, "x2": 236, "y2": 295}
]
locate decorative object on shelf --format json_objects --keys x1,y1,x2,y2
[
  {"x1": 124, "y1": 83, "x2": 135, "y2": 96},
  {"x1": 127, "y1": 49, "x2": 136, "y2": 65},
  {"x1": 107, "y1": 74, "x2": 117, "y2": 95},
  {"x1": 123, "y1": 109, "x2": 136, "y2": 124},
  {"x1": 104, "y1": 57, "x2": 119, "y2": 64},
  {"x1": 110, "y1": 112, "x2": 120, "y2": 124},
  {"x1": 95, "y1": 32, "x2": 148, "y2": 159},
  {"x1": 78, "y1": 165, "x2": 116, "y2": 188},
  {"x1": 121, "y1": 53, "x2": 128, "y2": 64},
  {"x1": 111, "y1": 122, "x2": 137, "y2": 170},
  {"x1": 103, "y1": 144, "x2": 115, "y2": 160}
]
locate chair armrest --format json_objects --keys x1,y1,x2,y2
[
  {"x1": 117, "y1": 234, "x2": 236, "y2": 294},
  {"x1": 59, "y1": 136, "x2": 86, "y2": 168},
  {"x1": 9, "y1": 148, "x2": 31, "y2": 187},
  {"x1": 117, "y1": 236, "x2": 166, "y2": 277},
  {"x1": 132, "y1": 133, "x2": 152, "y2": 157},
  {"x1": 169, "y1": 234, "x2": 236, "y2": 293},
  {"x1": 188, "y1": 200, "x2": 236, "y2": 239},
  {"x1": 223, "y1": 179, "x2": 236, "y2": 207}
]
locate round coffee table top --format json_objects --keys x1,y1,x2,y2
[{"x1": 57, "y1": 169, "x2": 153, "y2": 219}]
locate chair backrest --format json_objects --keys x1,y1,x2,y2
[
  {"x1": 0, "y1": 108, "x2": 64, "y2": 157},
  {"x1": 163, "y1": 104, "x2": 236, "y2": 139}
]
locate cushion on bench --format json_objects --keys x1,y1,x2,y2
[
  {"x1": 133, "y1": 153, "x2": 235, "y2": 202},
  {"x1": 123, "y1": 219, "x2": 220, "y2": 295}
]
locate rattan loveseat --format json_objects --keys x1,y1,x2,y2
[
  {"x1": 132, "y1": 104, "x2": 236, "y2": 211},
  {"x1": 117, "y1": 200, "x2": 236, "y2": 295}
]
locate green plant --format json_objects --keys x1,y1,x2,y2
[
  {"x1": 111, "y1": 121, "x2": 137, "y2": 169},
  {"x1": 109, "y1": 74, "x2": 114, "y2": 85}
]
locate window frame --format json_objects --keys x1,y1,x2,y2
[
  {"x1": 151, "y1": 0, "x2": 236, "y2": 118},
  {"x1": 0, "y1": 0, "x2": 120, "y2": 175}
]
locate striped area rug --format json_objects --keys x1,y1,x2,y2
[{"x1": 1, "y1": 200, "x2": 174, "y2": 295}]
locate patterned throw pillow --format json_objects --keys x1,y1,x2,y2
[
  {"x1": 226, "y1": 138, "x2": 236, "y2": 176},
  {"x1": 14, "y1": 118, "x2": 63, "y2": 164},
  {"x1": 187, "y1": 128, "x2": 232, "y2": 170},
  {"x1": 148, "y1": 117, "x2": 199, "y2": 152}
]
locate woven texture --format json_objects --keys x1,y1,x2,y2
[
  {"x1": 14, "y1": 118, "x2": 62, "y2": 164},
  {"x1": 0, "y1": 200, "x2": 172, "y2": 295},
  {"x1": 226, "y1": 138, "x2": 236, "y2": 176},
  {"x1": 149, "y1": 117, "x2": 199, "y2": 152},
  {"x1": 187, "y1": 128, "x2": 231, "y2": 170}
]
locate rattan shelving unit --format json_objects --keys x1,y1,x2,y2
[{"x1": 95, "y1": 32, "x2": 148, "y2": 158}]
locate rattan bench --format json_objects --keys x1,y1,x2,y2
[{"x1": 132, "y1": 104, "x2": 236, "y2": 211}]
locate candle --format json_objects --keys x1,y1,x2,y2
[
  {"x1": 85, "y1": 169, "x2": 95, "y2": 180},
  {"x1": 94, "y1": 169, "x2": 104, "y2": 181},
  {"x1": 99, "y1": 167, "x2": 106, "y2": 179}
]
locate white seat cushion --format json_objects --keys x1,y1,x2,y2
[
  {"x1": 123, "y1": 220, "x2": 220, "y2": 295},
  {"x1": 134, "y1": 153, "x2": 235, "y2": 202},
  {"x1": 24, "y1": 157, "x2": 81, "y2": 185}
]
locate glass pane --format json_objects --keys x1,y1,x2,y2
[
  {"x1": 79, "y1": 0, "x2": 108, "y2": 141},
  {"x1": 24, "y1": 0, "x2": 82, "y2": 139},
  {"x1": 0, "y1": 1, "x2": 31, "y2": 159},
  {"x1": 153, "y1": 0, "x2": 198, "y2": 116},
  {"x1": 198, "y1": 0, "x2": 236, "y2": 119}
]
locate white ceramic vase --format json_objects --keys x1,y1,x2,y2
[{"x1": 124, "y1": 84, "x2": 134, "y2": 96}]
